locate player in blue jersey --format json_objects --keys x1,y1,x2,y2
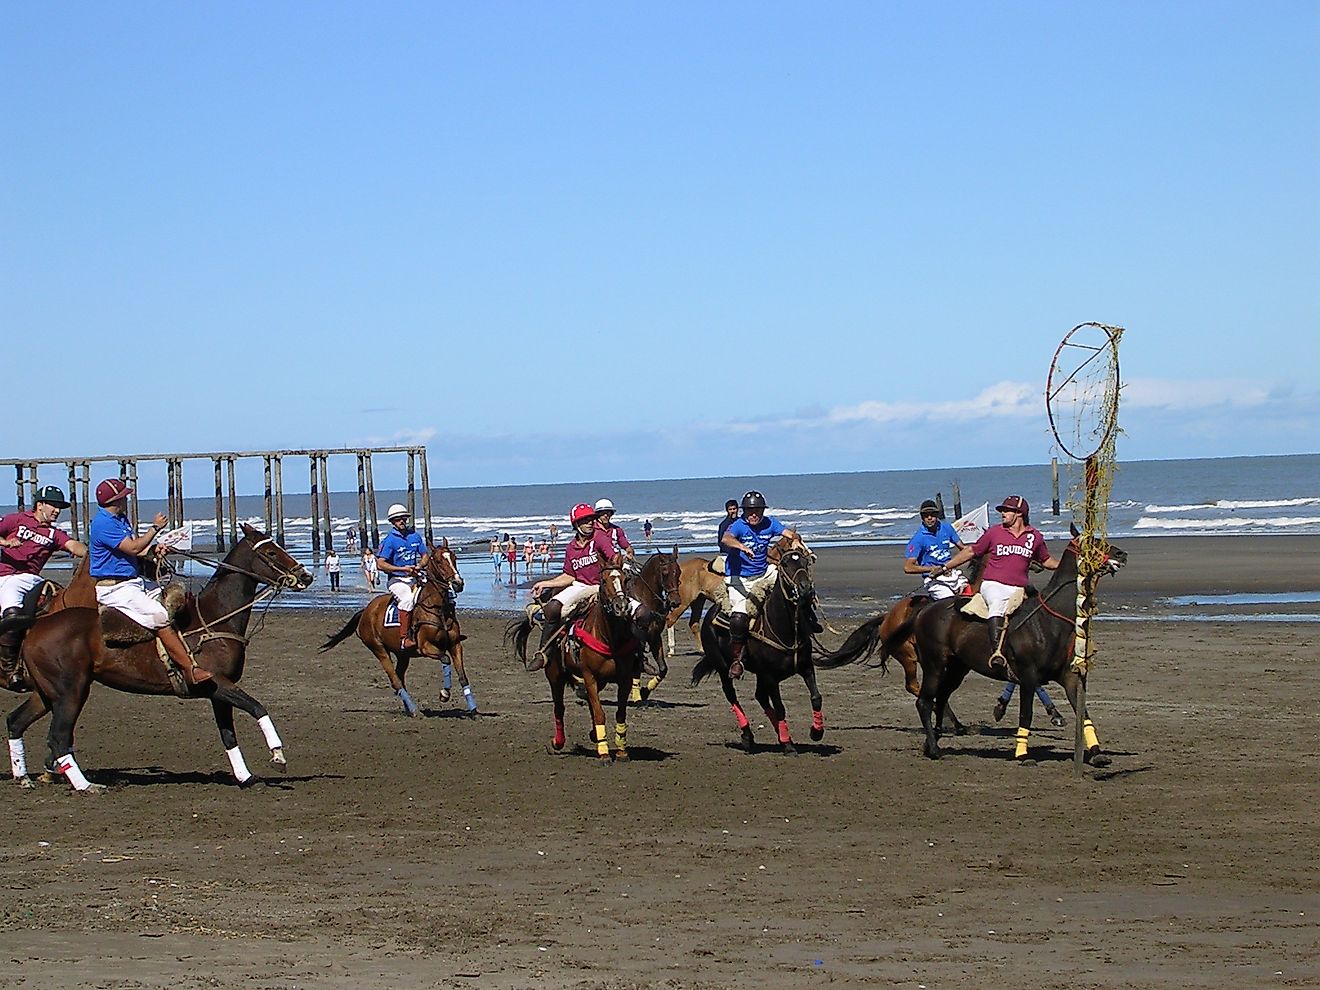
[
  {"x1": 719, "y1": 490, "x2": 799, "y2": 679},
  {"x1": 375, "y1": 503, "x2": 429, "y2": 650},
  {"x1": 904, "y1": 499, "x2": 969, "y2": 599}
]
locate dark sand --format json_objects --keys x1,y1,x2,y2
[{"x1": 1, "y1": 534, "x2": 1317, "y2": 989}]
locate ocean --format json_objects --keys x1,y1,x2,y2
[{"x1": 23, "y1": 452, "x2": 1320, "y2": 614}]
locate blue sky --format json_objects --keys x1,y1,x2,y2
[{"x1": 3, "y1": 2, "x2": 1316, "y2": 492}]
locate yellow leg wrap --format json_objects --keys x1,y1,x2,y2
[
  {"x1": 1083, "y1": 719, "x2": 1100, "y2": 750},
  {"x1": 1014, "y1": 726, "x2": 1030, "y2": 760},
  {"x1": 614, "y1": 722, "x2": 627, "y2": 750},
  {"x1": 644, "y1": 675, "x2": 661, "y2": 692},
  {"x1": 629, "y1": 683, "x2": 642, "y2": 703},
  {"x1": 595, "y1": 724, "x2": 609, "y2": 756}
]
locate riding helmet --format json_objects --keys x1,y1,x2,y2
[
  {"x1": 741, "y1": 490, "x2": 767, "y2": 511},
  {"x1": 386, "y1": 503, "x2": 409, "y2": 520},
  {"x1": 919, "y1": 499, "x2": 940, "y2": 517},
  {"x1": 35, "y1": 485, "x2": 71, "y2": 509},
  {"x1": 594, "y1": 498, "x2": 615, "y2": 514},
  {"x1": 571, "y1": 503, "x2": 596, "y2": 524}
]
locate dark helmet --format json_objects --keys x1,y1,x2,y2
[
  {"x1": 741, "y1": 490, "x2": 767, "y2": 511},
  {"x1": 919, "y1": 499, "x2": 940, "y2": 517}
]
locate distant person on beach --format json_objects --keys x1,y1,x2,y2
[
  {"x1": 548, "y1": 523, "x2": 558, "y2": 547},
  {"x1": 720, "y1": 490, "x2": 799, "y2": 680},
  {"x1": 344, "y1": 528, "x2": 358, "y2": 555},
  {"x1": 325, "y1": 549, "x2": 342, "y2": 591},
  {"x1": 504, "y1": 534, "x2": 518, "y2": 582},
  {"x1": 0, "y1": 486, "x2": 88, "y2": 691},
  {"x1": 491, "y1": 536, "x2": 503, "y2": 580},
  {"x1": 716, "y1": 499, "x2": 739, "y2": 552},
  {"x1": 523, "y1": 538, "x2": 535, "y2": 579},
  {"x1": 362, "y1": 550, "x2": 379, "y2": 589},
  {"x1": 643, "y1": 519, "x2": 653, "y2": 545},
  {"x1": 376, "y1": 503, "x2": 429, "y2": 650},
  {"x1": 941, "y1": 495, "x2": 1060, "y2": 678},
  {"x1": 904, "y1": 499, "x2": 968, "y2": 599},
  {"x1": 537, "y1": 539, "x2": 551, "y2": 573},
  {"x1": 593, "y1": 498, "x2": 634, "y2": 565}
]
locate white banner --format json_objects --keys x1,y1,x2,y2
[
  {"x1": 951, "y1": 502, "x2": 990, "y2": 544},
  {"x1": 156, "y1": 522, "x2": 193, "y2": 551}
]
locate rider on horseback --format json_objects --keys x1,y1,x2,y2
[
  {"x1": 0, "y1": 486, "x2": 89, "y2": 691},
  {"x1": 904, "y1": 499, "x2": 969, "y2": 599},
  {"x1": 528, "y1": 503, "x2": 656, "y2": 671},
  {"x1": 720, "y1": 490, "x2": 799, "y2": 680},
  {"x1": 939, "y1": 495, "x2": 1060, "y2": 678},
  {"x1": 376, "y1": 503, "x2": 429, "y2": 650},
  {"x1": 89, "y1": 477, "x2": 212, "y2": 686},
  {"x1": 593, "y1": 498, "x2": 635, "y2": 570}
]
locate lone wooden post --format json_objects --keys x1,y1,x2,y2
[
  {"x1": 309, "y1": 455, "x2": 321, "y2": 559},
  {"x1": 318, "y1": 454, "x2": 332, "y2": 552},
  {"x1": 213, "y1": 457, "x2": 226, "y2": 551},
  {"x1": 407, "y1": 451, "x2": 416, "y2": 521},
  {"x1": 419, "y1": 448, "x2": 433, "y2": 546},
  {"x1": 273, "y1": 454, "x2": 286, "y2": 544},
  {"x1": 176, "y1": 458, "x2": 185, "y2": 530},
  {"x1": 356, "y1": 453, "x2": 369, "y2": 553},
  {"x1": 1052, "y1": 457, "x2": 1060, "y2": 516},
  {"x1": 263, "y1": 456, "x2": 273, "y2": 533},
  {"x1": 80, "y1": 462, "x2": 90, "y2": 533},
  {"x1": 934, "y1": 491, "x2": 945, "y2": 519},
  {"x1": 14, "y1": 464, "x2": 24, "y2": 511},
  {"x1": 168, "y1": 459, "x2": 179, "y2": 528},
  {"x1": 126, "y1": 460, "x2": 139, "y2": 528},
  {"x1": 226, "y1": 457, "x2": 238, "y2": 547},
  {"x1": 364, "y1": 453, "x2": 380, "y2": 549},
  {"x1": 952, "y1": 481, "x2": 962, "y2": 520},
  {"x1": 66, "y1": 462, "x2": 80, "y2": 540}
]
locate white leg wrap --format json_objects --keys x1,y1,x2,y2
[
  {"x1": 9, "y1": 738, "x2": 27, "y2": 779},
  {"x1": 55, "y1": 753, "x2": 91, "y2": 791},
  {"x1": 257, "y1": 715, "x2": 283, "y2": 751},
  {"x1": 225, "y1": 746, "x2": 253, "y2": 783}
]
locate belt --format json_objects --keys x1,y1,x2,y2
[{"x1": 94, "y1": 577, "x2": 134, "y2": 587}]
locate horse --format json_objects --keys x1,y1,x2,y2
[
  {"x1": 5, "y1": 523, "x2": 312, "y2": 792},
  {"x1": 318, "y1": 539, "x2": 470, "y2": 716},
  {"x1": 505, "y1": 554, "x2": 644, "y2": 760},
  {"x1": 665, "y1": 555, "x2": 725, "y2": 654},
  {"x1": 908, "y1": 531, "x2": 1128, "y2": 764},
  {"x1": 691, "y1": 538, "x2": 823, "y2": 754},
  {"x1": 625, "y1": 547, "x2": 681, "y2": 701}
]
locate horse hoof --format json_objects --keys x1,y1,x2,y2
[
  {"x1": 924, "y1": 744, "x2": 942, "y2": 760},
  {"x1": 15, "y1": 776, "x2": 35, "y2": 790},
  {"x1": 237, "y1": 775, "x2": 258, "y2": 789},
  {"x1": 1085, "y1": 748, "x2": 1111, "y2": 768},
  {"x1": 781, "y1": 743, "x2": 798, "y2": 756},
  {"x1": 809, "y1": 726, "x2": 824, "y2": 742},
  {"x1": 614, "y1": 750, "x2": 629, "y2": 761},
  {"x1": 78, "y1": 782, "x2": 108, "y2": 795},
  {"x1": 438, "y1": 689, "x2": 451, "y2": 704},
  {"x1": 270, "y1": 748, "x2": 288, "y2": 773},
  {"x1": 952, "y1": 724, "x2": 969, "y2": 736},
  {"x1": 551, "y1": 738, "x2": 565, "y2": 751},
  {"x1": 740, "y1": 728, "x2": 755, "y2": 753}
]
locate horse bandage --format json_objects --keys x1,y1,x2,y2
[
  {"x1": 1015, "y1": 726, "x2": 1030, "y2": 759},
  {"x1": 1083, "y1": 719, "x2": 1100, "y2": 751}
]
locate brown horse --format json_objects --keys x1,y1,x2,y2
[
  {"x1": 318, "y1": 539, "x2": 470, "y2": 716},
  {"x1": 625, "y1": 547, "x2": 681, "y2": 701},
  {"x1": 6, "y1": 524, "x2": 312, "y2": 792},
  {"x1": 506, "y1": 555, "x2": 644, "y2": 760},
  {"x1": 665, "y1": 555, "x2": 725, "y2": 654}
]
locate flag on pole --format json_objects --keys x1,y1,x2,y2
[
  {"x1": 951, "y1": 502, "x2": 989, "y2": 544},
  {"x1": 156, "y1": 522, "x2": 193, "y2": 551}
]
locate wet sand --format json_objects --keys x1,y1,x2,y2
[{"x1": 1, "y1": 534, "x2": 1317, "y2": 989}]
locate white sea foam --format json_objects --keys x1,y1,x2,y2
[
  {"x1": 1145, "y1": 497, "x2": 1320, "y2": 513},
  {"x1": 1134, "y1": 515, "x2": 1320, "y2": 530}
]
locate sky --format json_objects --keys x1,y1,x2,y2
[{"x1": 3, "y1": 2, "x2": 1317, "y2": 494}]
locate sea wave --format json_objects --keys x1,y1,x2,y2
[
  {"x1": 1134, "y1": 515, "x2": 1320, "y2": 530},
  {"x1": 1145, "y1": 497, "x2": 1320, "y2": 513}
]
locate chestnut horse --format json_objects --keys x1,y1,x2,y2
[
  {"x1": 6, "y1": 524, "x2": 312, "y2": 792},
  {"x1": 625, "y1": 547, "x2": 681, "y2": 701},
  {"x1": 506, "y1": 555, "x2": 644, "y2": 760},
  {"x1": 664, "y1": 556, "x2": 725, "y2": 654},
  {"x1": 318, "y1": 539, "x2": 469, "y2": 716},
  {"x1": 691, "y1": 538, "x2": 823, "y2": 754}
]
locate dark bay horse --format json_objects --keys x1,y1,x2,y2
[
  {"x1": 506, "y1": 555, "x2": 644, "y2": 760},
  {"x1": 6, "y1": 524, "x2": 312, "y2": 792},
  {"x1": 691, "y1": 538, "x2": 824, "y2": 754},
  {"x1": 908, "y1": 534, "x2": 1128, "y2": 764},
  {"x1": 318, "y1": 539, "x2": 469, "y2": 716},
  {"x1": 625, "y1": 547, "x2": 681, "y2": 701}
]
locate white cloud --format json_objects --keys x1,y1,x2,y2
[{"x1": 1123, "y1": 377, "x2": 1274, "y2": 410}]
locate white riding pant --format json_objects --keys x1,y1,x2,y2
[
  {"x1": 981, "y1": 579, "x2": 1026, "y2": 618},
  {"x1": 0, "y1": 573, "x2": 43, "y2": 613},
  {"x1": 727, "y1": 566, "x2": 778, "y2": 615},
  {"x1": 551, "y1": 581, "x2": 643, "y2": 618},
  {"x1": 388, "y1": 577, "x2": 419, "y2": 611},
  {"x1": 94, "y1": 578, "x2": 169, "y2": 629},
  {"x1": 923, "y1": 568, "x2": 969, "y2": 600}
]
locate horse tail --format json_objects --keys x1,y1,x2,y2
[
  {"x1": 690, "y1": 651, "x2": 718, "y2": 687},
  {"x1": 318, "y1": 610, "x2": 365, "y2": 653},
  {"x1": 504, "y1": 616, "x2": 533, "y2": 666},
  {"x1": 876, "y1": 598, "x2": 933, "y2": 672},
  {"x1": 814, "y1": 612, "x2": 887, "y2": 669}
]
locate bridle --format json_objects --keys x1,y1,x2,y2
[
  {"x1": 630, "y1": 554, "x2": 680, "y2": 613},
  {"x1": 1011, "y1": 540, "x2": 1123, "y2": 630},
  {"x1": 170, "y1": 536, "x2": 309, "y2": 643}
]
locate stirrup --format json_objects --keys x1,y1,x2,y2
[
  {"x1": 527, "y1": 648, "x2": 547, "y2": 672},
  {"x1": 990, "y1": 653, "x2": 1018, "y2": 684},
  {"x1": 728, "y1": 658, "x2": 744, "y2": 680}
]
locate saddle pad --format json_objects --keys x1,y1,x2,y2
[
  {"x1": 99, "y1": 608, "x2": 156, "y2": 645},
  {"x1": 383, "y1": 601, "x2": 401, "y2": 627}
]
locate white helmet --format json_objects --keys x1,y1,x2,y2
[
  {"x1": 594, "y1": 498, "x2": 615, "y2": 513},
  {"x1": 386, "y1": 503, "x2": 409, "y2": 520}
]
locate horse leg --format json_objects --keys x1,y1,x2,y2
[
  {"x1": 799, "y1": 660, "x2": 825, "y2": 742},
  {"x1": 211, "y1": 698, "x2": 256, "y2": 786},
  {"x1": 1013, "y1": 680, "x2": 1037, "y2": 762},
  {"x1": 7, "y1": 693, "x2": 51, "y2": 789},
  {"x1": 916, "y1": 664, "x2": 942, "y2": 760},
  {"x1": 212, "y1": 683, "x2": 289, "y2": 773},
  {"x1": 581, "y1": 662, "x2": 611, "y2": 762},
  {"x1": 45, "y1": 671, "x2": 102, "y2": 793},
  {"x1": 371, "y1": 641, "x2": 417, "y2": 717},
  {"x1": 449, "y1": 639, "x2": 477, "y2": 714},
  {"x1": 439, "y1": 655, "x2": 452, "y2": 704},
  {"x1": 613, "y1": 660, "x2": 633, "y2": 760},
  {"x1": 754, "y1": 678, "x2": 791, "y2": 756},
  {"x1": 768, "y1": 681, "x2": 795, "y2": 755},
  {"x1": 548, "y1": 663, "x2": 567, "y2": 751},
  {"x1": 1057, "y1": 668, "x2": 1109, "y2": 767}
]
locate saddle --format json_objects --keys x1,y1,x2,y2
[
  {"x1": 958, "y1": 585, "x2": 1035, "y2": 621},
  {"x1": 99, "y1": 583, "x2": 189, "y2": 646}
]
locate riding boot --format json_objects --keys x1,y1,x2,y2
[
  {"x1": 0, "y1": 635, "x2": 26, "y2": 693},
  {"x1": 530, "y1": 602, "x2": 563, "y2": 672},
  {"x1": 399, "y1": 609, "x2": 415, "y2": 650},
  {"x1": 157, "y1": 625, "x2": 213, "y2": 686},
  {"x1": 987, "y1": 616, "x2": 1016, "y2": 682},
  {"x1": 728, "y1": 612, "x2": 750, "y2": 679}
]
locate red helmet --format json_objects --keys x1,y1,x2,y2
[
  {"x1": 570, "y1": 503, "x2": 596, "y2": 524},
  {"x1": 96, "y1": 478, "x2": 133, "y2": 507}
]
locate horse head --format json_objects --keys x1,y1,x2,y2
[
  {"x1": 773, "y1": 543, "x2": 815, "y2": 608},
  {"x1": 1067, "y1": 523, "x2": 1128, "y2": 576},
  {"x1": 659, "y1": 545, "x2": 681, "y2": 612},
  {"x1": 427, "y1": 537, "x2": 465, "y2": 593},
  {"x1": 598, "y1": 554, "x2": 630, "y2": 618},
  {"x1": 239, "y1": 523, "x2": 314, "y2": 589}
]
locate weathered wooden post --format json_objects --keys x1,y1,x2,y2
[
  {"x1": 126, "y1": 460, "x2": 139, "y2": 528},
  {"x1": 1052, "y1": 457, "x2": 1060, "y2": 517},
  {"x1": 309, "y1": 455, "x2": 321, "y2": 558},
  {"x1": 364, "y1": 453, "x2": 380, "y2": 549},
  {"x1": 356, "y1": 453, "x2": 369, "y2": 553},
  {"x1": 952, "y1": 481, "x2": 962, "y2": 520},
  {"x1": 934, "y1": 491, "x2": 945, "y2": 519},
  {"x1": 419, "y1": 447, "x2": 433, "y2": 546},
  {"x1": 166, "y1": 459, "x2": 176, "y2": 527},
  {"x1": 406, "y1": 452, "x2": 416, "y2": 521},
  {"x1": 14, "y1": 465, "x2": 25, "y2": 511},
  {"x1": 213, "y1": 457, "x2": 226, "y2": 551},
  {"x1": 176, "y1": 458, "x2": 185, "y2": 530},
  {"x1": 262, "y1": 456, "x2": 273, "y2": 533},
  {"x1": 273, "y1": 454, "x2": 285, "y2": 544},
  {"x1": 226, "y1": 456, "x2": 238, "y2": 547},
  {"x1": 318, "y1": 454, "x2": 332, "y2": 552},
  {"x1": 66, "y1": 462, "x2": 80, "y2": 540},
  {"x1": 79, "y1": 462, "x2": 91, "y2": 532}
]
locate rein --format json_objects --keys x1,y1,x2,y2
[{"x1": 168, "y1": 538, "x2": 305, "y2": 645}]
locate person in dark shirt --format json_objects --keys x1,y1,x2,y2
[{"x1": 715, "y1": 499, "x2": 739, "y2": 553}]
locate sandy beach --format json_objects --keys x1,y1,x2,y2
[{"x1": 0, "y1": 534, "x2": 1316, "y2": 989}]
